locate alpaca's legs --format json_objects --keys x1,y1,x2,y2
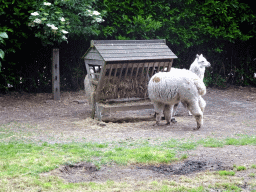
[
  {"x1": 187, "y1": 101, "x2": 203, "y2": 130},
  {"x1": 199, "y1": 96, "x2": 206, "y2": 113},
  {"x1": 173, "y1": 103, "x2": 179, "y2": 116},
  {"x1": 181, "y1": 101, "x2": 193, "y2": 116},
  {"x1": 164, "y1": 104, "x2": 173, "y2": 125},
  {"x1": 153, "y1": 102, "x2": 164, "y2": 125}
]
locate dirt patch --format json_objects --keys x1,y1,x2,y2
[
  {"x1": 140, "y1": 160, "x2": 226, "y2": 175},
  {"x1": 1, "y1": 86, "x2": 256, "y2": 187},
  {"x1": 43, "y1": 145, "x2": 255, "y2": 186},
  {"x1": 45, "y1": 159, "x2": 228, "y2": 183}
]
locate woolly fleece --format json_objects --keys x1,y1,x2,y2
[{"x1": 148, "y1": 68, "x2": 206, "y2": 129}]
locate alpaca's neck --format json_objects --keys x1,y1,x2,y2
[{"x1": 189, "y1": 59, "x2": 205, "y2": 80}]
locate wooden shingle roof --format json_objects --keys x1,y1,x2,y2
[{"x1": 84, "y1": 39, "x2": 177, "y2": 62}]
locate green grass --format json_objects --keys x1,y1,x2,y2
[
  {"x1": 197, "y1": 137, "x2": 225, "y2": 147},
  {"x1": 180, "y1": 154, "x2": 188, "y2": 160},
  {"x1": 140, "y1": 185, "x2": 206, "y2": 192},
  {"x1": 161, "y1": 139, "x2": 197, "y2": 150},
  {"x1": 198, "y1": 135, "x2": 256, "y2": 147},
  {"x1": 0, "y1": 122, "x2": 18, "y2": 140},
  {"x1": 225, "y1": 135, "x2": 256, "y2": 146},
  {"x1": 162, "y1": 135, "x2": 256, "y2": 152},
  {"x1": 0, "y1": 121, "x2": 36, "y2": 143},
  {"x1": 249, "y1": 173, "x2": 255, "y2": 177},
  {"x1": 0, "y1": 142, "x2": 104, "y2": 177},
  {"x1": 1, "y1": 127, "x2": 255, "y2": 179},
  {"x1": 214, "y1": 183, "x2": 242, "y2": 191},
  {"x1": 218, "y1": 170, "x2": 236, "y2": 176},
  {"x1": 0, "y1": 141, "x2": 177, "y2": 177},
  {"x1": 236, "y1": 166, "x2": 246, "y2": 171},
  {"x1": 251, "y1": 164, "x2": 256, "y2": 169},
  {"x1": 102, "y1": 146, "x2": 177, "y2": 165},
  {"x1": 1, "y1": 122, "x2": 256, "y2": 191}
]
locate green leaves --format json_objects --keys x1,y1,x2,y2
[
  {"x1": 196, "y1": 0, "x2": 255, "y2": 42},
  {"x1": 97, "y1": 0, "x2": 256, "y2": 88},
  {"x1": 0, "y1": 32, "x2": 9, "y2": 72},
  {"x1": 27, "y1": 0, "x2": 104, "y2": 45},
  {"x1": 99, "y1": 0, "x2": 255, "y2": 45},
  {"x1": 0, "y1": 50, "x2": 4, "y2": 59},
  {"x1": 0, "y1": 32, "x2": 8, "y2": 39}
]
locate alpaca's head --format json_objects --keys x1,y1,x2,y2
[{"x1": 196, "y1": 54, "x2": 211, "y2": 68}]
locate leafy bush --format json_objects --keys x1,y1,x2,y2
[
  {"x1": 0, "y1": 0, "x2": 104, "y2": 92},
  {"x1": 0, "y1": 32, "x2": 8, "y2": 72},
  {"x1": 28, "y1": 0, "x2": 105, "y2": 45},
  {"x1": 98, "y1": 0, "x2": 256, "y2": 88}
]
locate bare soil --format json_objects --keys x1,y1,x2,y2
[{"x1": 1, "y1": 86, "x2": 256, "y2": 190}]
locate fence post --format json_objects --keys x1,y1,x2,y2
[{"x1": 52, "y1": 48, "x2": 60, "y2": 100}]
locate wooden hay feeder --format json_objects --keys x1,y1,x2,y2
[{"x1": 83, "y1": 39, "x2": 177, "y2": 121}]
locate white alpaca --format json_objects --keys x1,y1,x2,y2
[
  {"x1": 89, "y1": 66, "x2": 100, "y2": 80},
  {"x1": 173, "y1": 54, "x2": 210, "y2": 116},
  {"x1": 84, "y1": 75, "x2": 96, "y2": 105},
  {"x1": 190, "y1": 54, "x2": 211, "y2": 80},
  {"x1": 148, "y1": 68, "x2": 206, "y2": 130}
]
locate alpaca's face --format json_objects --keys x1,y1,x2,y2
[{"x1": 198, "y1": 54, "x2": 211, "y2": 68}]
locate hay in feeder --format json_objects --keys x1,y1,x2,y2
[{"x1": 98, "y1": 75, "x2": 149, "y2": 100}]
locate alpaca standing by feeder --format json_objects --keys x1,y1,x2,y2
[
  {"x1": 173, "y1": 54, "x2": 210, "y2": 116},
  {"x1": 148, "y1": 68, "x2": 206, "y2": 130}
]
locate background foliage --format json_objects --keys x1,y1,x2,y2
[
  {"x1": 98, "y1": 0, "x2": 256, "y2": 87},
  {"x1": 0, "y1": 0, "x2": 102, "y2": 92},
  {"x1": 0, "y1": 0, "x2": 255, "y2": 93},
  {"x1": 0, "y1": 32, "x2": 8, "y2": 72}
]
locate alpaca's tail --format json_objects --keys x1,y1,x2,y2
[{"x1": 193, "y1": 78, "x2": 206, "y2": 96}]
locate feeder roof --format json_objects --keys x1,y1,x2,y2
[{"x1": 84, "y1": 39, "x2": 177, "y2": 62}]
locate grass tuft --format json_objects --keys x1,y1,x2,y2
[
  {"x1": 180, "y1": 154, "x2": 188, "y2": 160},
  {"x1": 214, "y1": 183, "x2": 242, "y2": 191},
  {"x1": 236, "y1": 166, "x2": 246, "y2": 171},
  {"x1": 218, "y1": 170, "x2": 236, "y2": 176},
  {"x1": 249, "y1": 173, "x2": 255, "y2": 177},
  {"x1": 198, "y1": 137, "x2": 224, "y2": 148},
  {"x1": 251, "y1": 164, "x2": 256, "y2": 169},
  {"x1": 225, "y1": 135, "x2": 256, "y2": 146}
]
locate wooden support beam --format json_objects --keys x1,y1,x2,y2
[
  {"x1": 95, "y1": 101, "x2": 154, "y2": 121},
  {"x1": 52, "y1": 48, "x2": 60, "y2": 100}
]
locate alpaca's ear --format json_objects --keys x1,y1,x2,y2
[
  {"x1": 200, "y1": 54, "x2": 203, "y2": 57},
  {"x1": 196, "y1": 54, "x2": 200, "y2": 59}
]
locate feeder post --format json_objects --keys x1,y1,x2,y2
[{"x1": 52, "y1": 48, "x2": 60, "y2": 100}]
